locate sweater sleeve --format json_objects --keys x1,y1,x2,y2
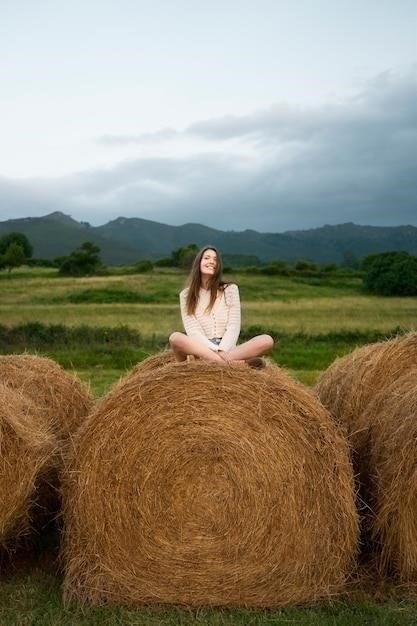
[
  {"x1": 218, "y1": 284, "x2": 241, "y2": 352},
  {"x1": 179, "y1": 289, "x2": 218, "y2": 351}
]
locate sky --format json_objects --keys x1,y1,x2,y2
[{"x1": 1, "y1": 0, "x2": 416, "y2": 232}]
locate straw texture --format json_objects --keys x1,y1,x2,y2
[
  {"x1": 315, "y1": 332, "x2": 417, "y2": 575},
  {"x1": 0, "y1": 384, "x2": 55, "y2": 548},
  {"x1": 0, "y1": 354, "x2": 93, "y2": 442},
  {"x1": 315, "y1": 332, "x2": 417, "y2": 452},
  {"x1": 0, "y1": 353, "x2": 93, "y2": 556},
  {"x1": 367, "y1": 369, "x2": 417, "y2": 581},
  {"x1": 63, "y1": 361, "x2": 358, "y2": 607}
]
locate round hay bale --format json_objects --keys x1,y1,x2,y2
[
  {"x1": 63, "y1": 361, "x2": 358, "y2": 607},
  {"x1": 0, "y1": 353, "x2": 93, "y2": 556},
  {"x1": 315, "y1": 332, "x2": 417, "y2": 452},
  {"x1": 0, "y1": 354, "x2": 93, "y2": 442},
  {"x1": 0, "y1": 383, "x2": 55, "y2": 549},
  {"x1": 315, "y1": 332, "x2": 417, "y2": 562},
  {"x1": 366, "y1": 369, "x2": 417, "y2": 581}
]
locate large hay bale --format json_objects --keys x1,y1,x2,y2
[
  {"x1": 0, "y1": 383, "x2": 55, "y2": 549},
  {"x1": 366, "y1": 369, "x2": 417, "y2": 581},
  {"x1": 0, "y1": 354, "x2": 93, "y2": 442},
  {"x1": 0, "y1": 354, "x2": 93, "y2": 560},
  {"x1": 315, "y1": 332, "x2": 417, "y2": 452},
  {"x1": 63, "y1": 361, "x2": 358, "y2": 607},
  {"x1": 315, "y1": 332, "x2": 417, "y2": 565}
]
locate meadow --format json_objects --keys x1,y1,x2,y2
[
  {"x1": 0, "y1": 266, "x2": 417, "y2": 624},
  {"x1": 0, "y1": 267, "x2": 414, "y2": 394}
]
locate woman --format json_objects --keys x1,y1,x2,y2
[{"x1": 169, "y1": 246, "x2": 274, "y2": 365}]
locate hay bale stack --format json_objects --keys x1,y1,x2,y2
[
  {"x1": 0, "y1": 354, "x2": 93, "y2": 442},
  {"x1": 63, "y1": 361, "x2": 358, "y2": 607},
  {"x1": 366, "y1": 369, "x2": 417, "y2": 581},
  {"x1": 0, "y1": 383, "x2": 55, "y2": 549},
  {"x1": 315, "y1": 332, "x2": 417, "y2": 452}
]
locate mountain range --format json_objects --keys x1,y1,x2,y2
[{"x1": 0, "y1": 212, "x2": 416, "y2": 265}]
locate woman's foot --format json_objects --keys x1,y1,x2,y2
[{"x1": 246, "y1": 357, "x2": 266, "y2": 369}]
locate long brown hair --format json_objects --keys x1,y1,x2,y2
[{"x1": 186, "y1": 246, "x2": 226, "y2": 315}]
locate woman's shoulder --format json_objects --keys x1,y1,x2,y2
[
  {"x1": 222, "y1": 282, "x2": 239, "y2": 293},
  {"x1": 179, "y1": 287, "x2": 189, "y2": 299}
]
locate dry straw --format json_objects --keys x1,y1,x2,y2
[
  {"x1": 314, "y1": 332, "x2": 417, "y2": 577},
  {"x1": 0, "y1": 383, "x2": 55, "y2": 549},
  {"x1": 0, "y1": 354, "x2": 93, "y2": 555},
  {"x1": 63, "y1": 360, "x2": 358, "y2": 607},
  {"x1": 0, "y1": 354, "x2": 93, "y2": 443},
  {"x1": 366, "y1": 369, "x2": 417, "y2": 582},
  {"x1": 315, "y1": 332, "x2": 417, "y2": 453}
]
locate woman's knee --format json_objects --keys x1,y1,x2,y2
[
  {"x1": 260, "y1": 334, "x2": 274, "y2": 351},
  {"x1": 169, "y1": 331, "x2": 184, "y2": 348}
]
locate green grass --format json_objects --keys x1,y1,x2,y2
[
  {"x1": 0, "y1": 323, "x2": 406, "y2": 395},
  {"x1": 0, "y1": 270, "x2": 415, "y2": 337},
  {"x1": 1, "y1": 570, "x2": 417, "y2": 625}
]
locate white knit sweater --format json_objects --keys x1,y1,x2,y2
[{"x1": 179, "y1": 284, "x2": 241, "y2": 352}]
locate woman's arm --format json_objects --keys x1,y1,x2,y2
[{"x1": 218, "y1": 284, "x2": 241, "y2": 352}]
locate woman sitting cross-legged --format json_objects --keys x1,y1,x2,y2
[{"x1": 169, "y1": 246, "x2": 274, "y2": 366}]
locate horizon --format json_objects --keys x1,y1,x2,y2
[{"x1": 1, "y1": 210, "x2": 416, "y2": 235}]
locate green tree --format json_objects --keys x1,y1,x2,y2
[
  {"x1": 57, "y1": 241, "x2": 103, "y2": 276},
  {"x1": 0, "y1": 232, "x2": 33, "y2": 258},
  {"x1": 1, "y1": 242, "x2": 26, "y2": 275},
  {"x1": 171, "y1": 243, "x2": 199, "y2": 269},
  {"x1": 261, "y1": 260, "x2": 290, "y2": 276},
  {"x1": 362, "y1": 251, "x2": 417, "y2": 296}
]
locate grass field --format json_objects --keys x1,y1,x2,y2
[
  {"x1": 1, "y1": 267, "x2": 417, "y2": 624},
  {"x1": 1, "y1": 269, "x2": 415, "y2": 337}
]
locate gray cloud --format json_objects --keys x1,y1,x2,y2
[{"x1": 1, "y1": 68, "x2": 416, "y2": 232}]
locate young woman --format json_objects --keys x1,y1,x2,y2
[{"x1": 169, "y1": 246, "x2": 274, "y2": 365}]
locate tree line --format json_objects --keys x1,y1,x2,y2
[{"x1": 1, "y1": 233, "x2": 416, "y2": 296}]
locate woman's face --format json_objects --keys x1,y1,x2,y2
[{"x1": 200, "y1": 249, "x2": 217, "y2": 278}]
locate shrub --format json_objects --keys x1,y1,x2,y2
[
  {"x1": 362, "y1": 251, "x2": 417, "y2": 296},
  {"x1": 261, "y1": 260, "x2": 291, "y2": 276},
  {"x1": 58, "y1": 242, "x2": 104, "y2": 277},
  {"x1": 134, "y1": 259, "x2": 154, "y2": 273},
  {"x1": 154, "y1": 257, "x2": 174, "y2": 267},
  {"x1": 294, "y1": 260, "x2": 318, "y2": 272}
]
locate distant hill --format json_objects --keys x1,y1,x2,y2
[{"x1": 0, "y1": 212, "x2": 416, "y2": 265}]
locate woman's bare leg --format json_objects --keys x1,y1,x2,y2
[
  {"x1": 220, "y1": 335, "x2": 274, "y2": 362},
  {"x1": 169, "y1": 332, "x2": 225, "y2": 363}
]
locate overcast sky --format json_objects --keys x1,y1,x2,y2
[{"x1": 1, "y1": 0, "x2": 416, "y2": 232}]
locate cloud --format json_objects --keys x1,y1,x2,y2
[
  {"x1": 96, "y1": 128, "x2": 179, "y2": 146},
  {"x1": 0, "y1": 67, "x2": 415, "y2": 232}
]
